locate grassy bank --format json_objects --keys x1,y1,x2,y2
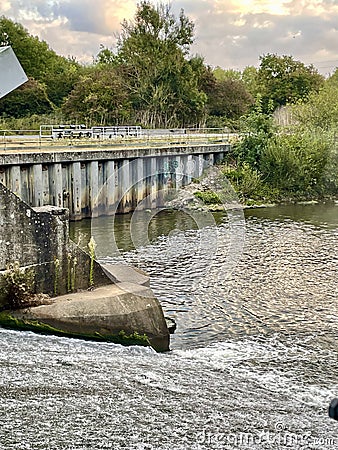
[
  {"x1": 192, "y1": 129, "x2": 338, "y2": 209},
  {"x1": 219, "y1": 127, "x2": 338, "y2": 206}
]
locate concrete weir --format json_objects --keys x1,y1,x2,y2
[
  {"x1": 0, "y1": 183, "x2": 170, "y2": 352},
  {"x1": 0, "y1": 143, "x2": 229, "y2": 220},
  {"x1": 0, "y1": 142, "x2": 228, "y2": 350}
]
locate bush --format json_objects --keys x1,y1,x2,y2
[
  {"x1": 260, "y1": 130, "x2": 331, "y2": 195},
  {"x1": 223, "y1": 163, "x2": 277, "y2": 201},
  {"x1": 231, "y1": 100, "x2": 275, "y2": 167},
  {"x1": 194, "y1": 190, "x2": 222, "y2": 204},
  {"x1": 322, "y1": 145, "x2": 338, "y2": 195},
  {"x1": 1, "y1": 262, "x2": 35, "y2": 309},
  {"x1": 0, "y1": 112, "x2": 64, "y2": 131},
  {"x1": 231, "y1": 133, "x2": 270, "y2": 168}
]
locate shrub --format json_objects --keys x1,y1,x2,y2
[
  {"x1": 223, "y1": 163, "x2": 271, "y2": 200},
  {"x1": 194, "y1": 190, "x2": 222, "y2": 204},
  {"x1": 260, "y1": 130, "x2": 331, "y2": 195},
  {"x1": 1, "y1": 262, "x2": 35, "y2": 309}
]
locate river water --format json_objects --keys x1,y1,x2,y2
[{"x1": 1, "y1": 203, "x2": 338, "y2": 449}]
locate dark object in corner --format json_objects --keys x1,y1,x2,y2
[{"x1": 329, "y1": 398, "x2": 338, "y2": 420}]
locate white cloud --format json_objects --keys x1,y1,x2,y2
[
  {"x1": 2, "y1": 0, "x2": 338, "y2": 75},
  {"x1": 3, "y1": 0, "x2": 138, "y2": 59},
  {"x1": 56, "y1": 0, "x2": 136, "y2": 34},
  {"x1": 285, "y1": 0, "x2": 338, "y2": 18},
  {"x1": 183, "y1": 0, "x2": 338, "y2": 74},
  {"x1": 2, "y1": 0, "x2": 12, "y2": 12}
]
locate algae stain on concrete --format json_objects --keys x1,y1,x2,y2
[{"x1": 0, "y1": 311, "x2": 150, "y2": 348}]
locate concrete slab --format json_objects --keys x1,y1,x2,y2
[
  {"x1": 102, "y1": 263, "x2": 150, "y2": 287},
  {"x1": 5, "y1": 284, "x2": 170, "y2": 352}
]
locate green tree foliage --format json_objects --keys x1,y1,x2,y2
[
  {"x1": 95, "y1": 45, "x2": 116, "y2": 66},
  {"x1": 0, "y1": 16, "x2": 82, "y2": 109},
  {"x1": 292, "y1": 71, "x2": 338, "y2": 131},
  {"x1": 205, "y1": 67, "x2": 255, "y2": 129},
  {"x1": 113, "y1": 1, "x2": 206, "y2": 127},
  {"x1": 0, "y1": 78, "x2": 53, "y2": 118},
  {"x1": 213, "y1": 65, "x2": 260, "y2": 99},
  {"x1": 62, "y1": 67, "x2": 131, "y2": 125},
  {"x1": 0, "y1": 16, "x2": 52, "y2": 80},
  {"x1": 232, "y1": 95, "x2": 275, "y2": 167},
  {"x1": 43, "y1": 57, "x2": 82, "y2": 107},
  {"x1": 260, "y1": 130, "x2": 331, "y2": 195},
  {"x1": 327, "y1": 68, "x2": 338, "y2": 87},
  {"x1": 206, "y1": 78, "x2": 254, "y2": 125},
  {"x1": 241, "y1": 66, "x2": 260, "y2": 98},
  {"x1": 213, "y1": 67, "x2": 241, "y2": 81},
  {"x1": 258, "y1": 53, "x2": 324, "y2": 112},
  {"x1": 118, "y1": 1, "x2": 194, "y2": 56},
  {"x1": 196, "y1": 64, "x2": 217, "y2": 95}
]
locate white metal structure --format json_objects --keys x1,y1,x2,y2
[
  {"x1": 0, "y1": 46, "x2": 28, "y2": 99},
  {"x1": 91, "y1": 126, "x2": 142, "y2": 138},
  {"x1": 39, "y1": 124, "x2": 142, "y2": 139},
  {"x1": 40, "y1": 124, "x2": 92, "y2": 139}
]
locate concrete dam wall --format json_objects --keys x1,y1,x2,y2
[
  {"x1": 0, "y1": 182, "x2": 170, "y2": 351},
  {"x1": 0, "y1": 143, "x2": 229, "y2": 220}
]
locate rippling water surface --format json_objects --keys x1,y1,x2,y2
[{"x1": 1, "y1": 203, "x2": 338, "y2": 449}]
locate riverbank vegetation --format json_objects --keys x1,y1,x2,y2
[
  {"x1": 224, "y1": 97, "x2": 338, "y2": 204},
  {"x1": 0, "y1": 1, "x2": 337, "y2": 201}
]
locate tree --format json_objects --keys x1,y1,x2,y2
[
  {"x1": 113, "y1": 1, "x2": 207, "y2": 127},
  {"x1": 117, "y1": 1, "x2": 194, "y2": 57},
  {"x1": 258, "y1": 53, "x2": 324, "y2": 112},
  {"x1": 242, "y1": 66, "x2": 260, "y2": 98},
  {"x1": 62, "y1": 67, "x2": 131, "y2": 125},
  {"x1": 0, "y1": 16, "x2": 52, "y2": 80},
  {"x1": 0, "y1": 16, "x2": 82, "y2": 107},
  {"x1": 206, "y1": 78, "x2": 254, "y2": 124},
  {"x1": 0, "y1": 78, "x2": 53, "y2": 118},
  {"x1": 212, "y1": 67, "x2": 241, "y2": 82},
  {"x1": 43, "y1": 57, "x2": 82, "y2": 107},
  {"x1": 95, "y1": 45, "x2": 116, "y2": 66},
  {"x1": 196, "y1": 64, "x2": 217, "y2": 96},
  {"x1": 231, "y1": 95, "x2": 275, "y2": 167},
  {"x1": 327, "y1": 67, "x2": 338, "y2": 87},
  {"x1": 292, "y1": 80, "x2": 338, "y2": 131}
]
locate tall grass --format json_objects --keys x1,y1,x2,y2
[
  {"x1": 0, "y1": 112, "x2": 65, "y2": 131},
  {"x1": 228, "y1": 127, "x2": 336, "y2": 202},
  {"x1": 260, "y1": 130, "x2": 332, "y2": 196}
]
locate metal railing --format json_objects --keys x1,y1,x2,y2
[{"x1": 0, "y1": 127, "x2": 237, "y2": 152}]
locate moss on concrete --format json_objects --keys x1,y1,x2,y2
[
  {"x1": 193, "y1": 190, "x2": 222, "y2": 205},
  {"x1": 0, "y1": 311, "x2": 150, "y2": 347}
]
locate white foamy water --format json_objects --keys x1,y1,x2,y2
[{"x1": 1, "y1": 203, "x2": 338, "y2": 449}]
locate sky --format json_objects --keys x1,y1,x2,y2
[{"x1": 2, "y1": 0, "x2": 338, "y2": 76}]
